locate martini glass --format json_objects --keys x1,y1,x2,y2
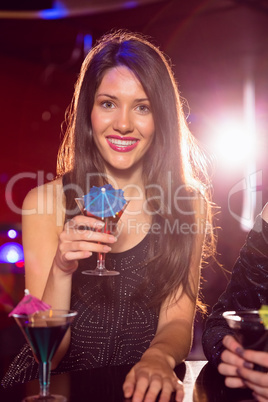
[
  {"x1": 223, "y1": 310, "x2": 268, "y2": 372},
  {"x1": 13, "y1": 309, "x2": 77, "y2": 401},
  {"x1": 75, "y1": 197, "x2": 129, "y2": 276}
]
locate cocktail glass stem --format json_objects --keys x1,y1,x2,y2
[
  {"x1": 97, "y1": 252, "x2": 105, "y2": 270},
  {"x1": 39, "y1": 361, "x2": 51, "y2": 397}
]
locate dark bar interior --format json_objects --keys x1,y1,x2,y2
[{"x1": 0, "y1": 0, "x2": 268, "y2": 397}]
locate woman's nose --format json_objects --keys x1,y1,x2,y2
[{"x1": 113, "y1": 109, "x2": 134, "y2": 135}]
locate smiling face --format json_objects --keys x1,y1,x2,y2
[{"x1": 91, "y1": 65, "x2": 155, "y2": 177}]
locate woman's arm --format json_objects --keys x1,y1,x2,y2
[
  {"x1": 123, "y1": 206, "x2": 205, "y2": 402},
  {"x1": 22, "y1": 178, "x2": 117, "y2": 367},
  {"x1": 22, "y1": 179, "x2": 64, "y2": 300},
  {"x1": 123, "y1": 295, "x2": 195, "y2": 402}
]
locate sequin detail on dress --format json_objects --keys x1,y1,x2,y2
[{"x1": 1, "y1": 233, "x2": 159, "y2": 387}]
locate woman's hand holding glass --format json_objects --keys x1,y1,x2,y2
[
  {"x1": 235, "y1": 348, "x2": 268, "y2": 401},
  {"x1": 53, "y1": 215, "x2": 117, "y2": 274},
  {"x1": 219, "y1": 335, "x2": 268, "y2": 400},
  {"x1": 218, "y1": 335, "x2": 251, "y2": 388}
]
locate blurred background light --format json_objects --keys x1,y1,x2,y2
[
  {"x1": 83, "y1": 34, "x2": 93, "y2": 56},
  {"x1": 124, "y1": 1, "x2": 139, "y2": 8},
  {"x1": 7, "y1": 229, "x2": 17, "y2": 239},
  {"x1": 241, "y1": 74, "x2": 257, "y2": 231},
  {"x1": 15, "y1": 260, "x2": 25, "y2": 268},
  {"x1": 38, "y1": 1, "x2": 68, "y2": 19},
  {"x1": 0, "y1": 242, "x2": 24, "y2": 264},
  {"x1": 211, "y1": 118, "x2": 257, "y2": 168}
]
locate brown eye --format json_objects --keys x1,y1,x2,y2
[
  {"x1": 136, "y1": 104, "x2": 150, "y2": 114},
  {"x1": 102, "y1": 101, "x2": 115, "y2": 109}
]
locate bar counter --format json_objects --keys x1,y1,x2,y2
[{"x1": 0, "y1": 360, "x2": 255, "y2": 401}]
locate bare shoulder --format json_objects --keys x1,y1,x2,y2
[
  {"x1": 261, "y1": 202, "x2": 268, "y2": 223},
  {"x1": 22, "y1": 177, "x2": 65, "y2": 233},
  {"x1": 23, "y1": 177, "x2": 63, "y2": 207}
]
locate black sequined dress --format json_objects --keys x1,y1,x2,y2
[
  {"x1": 202, "y1": 214, "x2": 268, "y2": 367},
  {"x1": 2, "y1": 231, "x2": 159, "y2": 387}
]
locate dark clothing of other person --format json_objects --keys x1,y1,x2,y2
[{"x1": 202, "y1": 215, "x2": 268, "y2": 367}]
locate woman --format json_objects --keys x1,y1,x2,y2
[
  {"x1": 202, "y1": 202, "x2": 268, "y2": 401},
  {"x1": 3, "y1": 30, "x2": 214, "y2": 401}
]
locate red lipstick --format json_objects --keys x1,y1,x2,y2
[{"x1": 106, "y1": 136, "x2": 139, "y2": 152}]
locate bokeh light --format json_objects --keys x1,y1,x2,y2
[
  {"x1": 7, "y1": 229, "x2": 17, "y2": 239},
  {"x1": 0, "y1": 242, "x2": 24, "y2": 264},
  {"x1": 211, "y1": 118, "x2": 257, "y2": 168},
  {"x1": 38, "y1": 1, "x2": 67, "y2": 19}
]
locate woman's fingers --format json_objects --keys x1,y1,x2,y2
[
  {"x1": 60, "y1": 236, "x2": 114, "y2": 253},
  {"x1": 123, "y1": 368, "x2": 183, "y2": 402},
  {"x1": 66, "y1": 215, "x2": 105, "y2": 231},
  {"x1": 220, "y1": 350, "x2": 245, "y2": 370},
  {"x1": 132, "y1": 371, "x2": 150, "y2": 402},
  {"x1": 147, "y1": 374, "x2": 164, "y2": 400},
  {"x1": 175, "y1": 380, "x2": 184, "y2": 402},
  {"x1": 157, "y1": 377, "x2": 179, "y2": 402},
  {"x1": 220, "y1": 335, "x2": 268, "y2": 397},
  {"x1": 238, "y1": 367, "x2": 268, "y2": 387},
  {"x1": 218, "y1": 362, "x2": 246, "y2": 388},
  {"x1": 222, "y1": 335, "x2": 243, "y2": 353},
  {"x1": 122, "y1": 368, "x2": 135, "y2": 399},
  {"x1": 243, "y1": 349, "x2": 268, "y2": 369},
  {"x1": 218, "y1": 335, "x2": 249, "y2": 389},
  {"x1": 54, "y1": 215, "x2": 117, "y2": 273},
  {"x1": 237, "y1": 367, "x2": 268, "y2": 401},
  {"x1": 218, "y1": 361, "x2": 240, "y2": 377},
  {"x1": 63, "y1": 217, "x2": 117, "y2": 245},
  {"x1": 252, "y1": 394, "x2": 268, "y2": 402},
  {"x1": 220, "y1": 335, "x2": 246, "y2": 368},
  {"x1": 224, "y1": 375, "x2": 247, "y2": 388}
]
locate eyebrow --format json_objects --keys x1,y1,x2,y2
[{"x1": 96, "y1": 93, "x2": 149, "y2": 102}]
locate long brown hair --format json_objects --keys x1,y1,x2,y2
[{"x1": 57, "y1": 30, "x2": 216, "y2": 311}]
